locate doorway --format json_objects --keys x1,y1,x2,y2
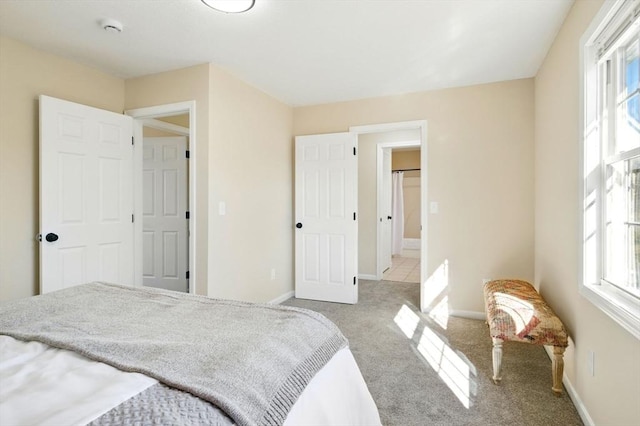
[
  {"x1": 350, "y1": 120, "x2": 428, "y2": 312},
  {"x1": 126, "y1": 102, "x2": 197, "y2": 294},
  {"x1": 377, "y1": 142, "x2": 421, "y2": 281},
  {"x1": 381, "y1": 146, "x2": 421, "y2": 283},
  {"x1": 141, "y1": 116, "x2": 189, "y2": 292}
]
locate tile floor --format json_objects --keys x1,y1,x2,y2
[{"x1": 382, "y1": 255, "x2": 420, "y2": 283}]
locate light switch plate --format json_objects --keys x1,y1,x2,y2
[{"x1": 430, "y1": 201, "x2": 438, "y2": 214}]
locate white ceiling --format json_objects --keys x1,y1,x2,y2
[{"x1": 0, "y1": 0, "x2": 574, "y2": 106}]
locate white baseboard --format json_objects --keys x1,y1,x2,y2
[
  {"x1": 403, "y1": 238, "x2": 421, "y2": 250},
  {"x1": 450, "y1": 310, "x2": 486, "y2": 321},
  {"x1": 542, "y1": 347, "x2": 594, "y2": 426},
  {"x1": 401, "y1": 249, "x2": 421, "y2": 259},
  {"x1": 268, "y1": 291, "x2": 294, "y2": 305},
  {"x1": 359, "y1": 274, "x2": 378, "y2": 281}
]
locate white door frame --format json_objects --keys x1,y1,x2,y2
[
  {"x1": 350, "y1": 120, "x2": 428, "y2": 312},
  {"x1": 375, "y1": 140, "x2": 421, "y2": 280},
  {"x1": 125, "y1": 101, "x2": 197, "y2": 294}
]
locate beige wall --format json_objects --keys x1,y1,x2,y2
[
  {"x1": 143, "y1": 127, "x2": 179, "y2": 137},
  {"x1": 158, "y1": 114, "x2": 189, "y2": 128},
  {"x1": 143, "y1": 113, "x2": 189, "y2": 137},
  {"x1": 0, "y1": 36, "x2": 125, "y2": 301},
  {"x1": 208, "y1": 66, "x2": 294, "y2": 302},
  {"x1": 0, "y1": 41, "x2": 294, "y2": 304},
  {"x1": 128, "y1": 65, "x2": 295, "y2": 303},
  {"x1": 392, "y1": 150, "x2": 421, "y2": 239},
  {"x1": 358, "y1": 130, "x2": 420, "y2": 276},
  {"x1": 535, "y1": 0, "x2": 640, "y2": 424},
  {"x1": 294, "y1": 79, "x2": 534, "y2": 312}
]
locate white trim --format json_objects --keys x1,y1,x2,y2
[
  {"x1": 268, "y1": 291, "x2": 294, "y2": 305},
  {"x1": 543, "y1": 347, "x2": 595, "y2": 426},
  {"x1": 358, "y1": 274, "x2": 379, "y2": 281},
  {"x1": 125, "y1": 101, "x2": 197, "y2": 295},
  {"x1": 449, "y1": 310, "x2": 486, "y2": 321},
  {"x1": 350, "y1": 120, "x2": 427, "y2": 135},
  {"x1": 579, "y1": 284, "x2": 640, "y2": 339},
  {"x1": 403, "y1": 238, "x2": 421, "y2": 250},
  {"x1": 349, "y1": 120, "x2": 428, "y2": 312}
]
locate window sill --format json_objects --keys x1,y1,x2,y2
[{"x1": 580, "y1": 283, "x2": 640, "y2": 340}]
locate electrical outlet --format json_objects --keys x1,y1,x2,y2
[
  {"x1": 270, "y1": 268, "x2": 276, "y2": 281},
  {"x1": 587, "y1": 350, "x2": 595, "y2": 377}
]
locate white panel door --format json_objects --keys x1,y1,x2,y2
[
  {"x1": 142, "y1": 137, "x2": 188, "y2": 292},
  {"x1": 382, "y1": 149, "x2": 393, "y2": 272},
  {"x1": 39, "y1": 95, "x2": 133, "y2": 294},
  {"x1": 295, "y1": 132, "x2": 358, "y2": 304}
]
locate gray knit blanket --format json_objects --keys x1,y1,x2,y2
[
  {"x1": 0, "y1": 282, "x2": 348, "y2": 426},
  {"x1": 90, "y1": 383, "x2": 235, "y2": 426}
]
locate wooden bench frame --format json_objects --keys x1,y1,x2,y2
[
  {"x1": 483, "y1": 279, "x2": 568, "y2": 395},
  {"x1": 490, "y1": 337, "x2": 566, "y2": 394}
]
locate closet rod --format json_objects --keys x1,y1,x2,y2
[{"x1": 392, "y1": 168, "x2": 421, "y2": 172}]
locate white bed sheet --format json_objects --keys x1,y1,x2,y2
[{"x1": 0, "y1": 336, "x2": 380, "y2": 426}]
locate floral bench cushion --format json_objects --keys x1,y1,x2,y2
[{"x1": 483, "y1": 279, "x2": 568, "y2": 348}]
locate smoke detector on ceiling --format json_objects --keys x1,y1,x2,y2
[{"x1": 100, "y1": 18, "x2": 123, "y2": 34}]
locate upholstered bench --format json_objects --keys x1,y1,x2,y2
[{"x1": 483, "y1": 279, "x2": 568, "y2": 395}]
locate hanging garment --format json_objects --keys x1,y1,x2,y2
[{"x1": 392, "y1": 172, "x2": 404, "y2": 255}]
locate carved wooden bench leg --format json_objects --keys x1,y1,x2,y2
[
  {"x1": 491, "y1": 338, "x2": 503, "y2": 384},
  {"x1": 552, "y1": 345, "x2": 565, "y2": 395}
]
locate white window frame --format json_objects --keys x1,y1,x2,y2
[{"x1": 580, "y1": 0, "x2": 640, "y2": 340}]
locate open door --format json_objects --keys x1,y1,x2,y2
[
  {"x1": 142, "y1": 136, "x2": 189, "y2": 292},
  {"x1": 381, "y1": 149, "x2": 392, "y2": 272},
  {"x1": 39, "y1": 95, "x2": 134, "y2": 294},
  {"x1": 295, "y1": 132, "x2": 358, "y2": 304}
]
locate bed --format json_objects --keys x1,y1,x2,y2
[{"x1": 0, "y1": 282, "x2": 381, "y2": 425}]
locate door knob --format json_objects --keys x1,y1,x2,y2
[
  {"x1": 45, "y1": 233, "x2": 59, "y2": 242},
  {"x1": 296, "y1": 223, "x2": 303, "y2": 229}
]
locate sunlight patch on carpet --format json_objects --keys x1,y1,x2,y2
[
  {"x1": 394, "y1": 305, "x2": 420, "y2": 339},
  {"x1": 417, "y1": 325, "x2": 474, "y2": 408}
]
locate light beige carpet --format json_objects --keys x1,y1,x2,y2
[{"x1": 284, "y1": 279, "x2": 583, "y2": 426}]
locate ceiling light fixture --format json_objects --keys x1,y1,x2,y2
[{"x1": 201, "y1": 0, "x2": 255, "y2": 13}]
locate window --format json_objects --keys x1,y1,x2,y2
[{"x1": 581, "y1": 0, "x2": 640, "y2": 339}]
